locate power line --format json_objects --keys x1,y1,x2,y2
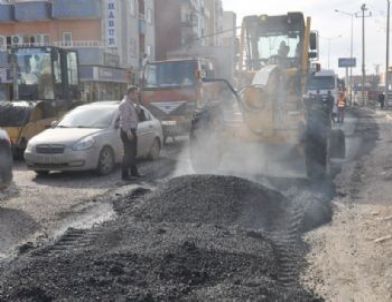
[{"x1": 182, "y1": 26, "x2": 242, "y2": 47}]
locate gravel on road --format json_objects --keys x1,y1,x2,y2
[{"x1": 0, "y1": 174, "x2": 324, "y2": 301}]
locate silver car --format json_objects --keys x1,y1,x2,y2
[{"x1": 24, "y1": 101, "x2": 163, "y2": 176}]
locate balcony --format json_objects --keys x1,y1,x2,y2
[
  {"x1": 52, "y1": 0, "x2": 101, "y2": 20},
  {"x1": 14, "y1": 1, "x2": 51, "y2": 22},
  {"x1": 52, "y1": 40, "x2": 105, "y2": 48},
  {"x1": 0, "y1": 4, "x2": 14, "y2": 23}
]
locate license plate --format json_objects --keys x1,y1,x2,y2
[{"x1": 35, "y1": 155, "x2": 63, "y2": 164}]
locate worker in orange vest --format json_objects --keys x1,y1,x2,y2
[{"x1": 337, "y1": 92, "x2": 347, "y2": 123}]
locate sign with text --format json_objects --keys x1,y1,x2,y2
[
  {"x1": 338, "y1": 58, "x2": 356, "y2": 68},
  {"x1": 106, "y1": 0, "x2": 117, "y2": 48}
]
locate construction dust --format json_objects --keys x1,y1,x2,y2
[{"x1": 0, "y1": 175, "x2": 325, "y2": 301}]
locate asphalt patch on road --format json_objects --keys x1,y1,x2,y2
[{"x1": 0, "y1": 174, "x2": 327, "y2": 301}]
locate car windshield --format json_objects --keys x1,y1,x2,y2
[
  {"x1": 309, "y1": 76, "x2": 335, "y2": 90},
  {"x1": 58, "y1": 106, "x2": 117, "y2": 129},
  {"x1": 145, "y1": 61, "x2": 196, "y2": 88}
]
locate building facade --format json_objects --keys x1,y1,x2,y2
[
  {"x1": 0, "y1": 0, "x2": 155, "y2": 101},
  {"x1": 204, "y1": 0, "x2": 223, "y2": 47},
  {"x1": 155, "y1": 0, "x2": 224, "y2": 61}
]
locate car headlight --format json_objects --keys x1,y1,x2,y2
[{"x1": 72, "y1": 137, "x2": 95, "y2": 151}]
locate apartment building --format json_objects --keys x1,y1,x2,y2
[
  {"x1": 204, "y1": 0, "x2": 223, "y2": 47},
  {"x1": 0, "y1": 0, "x2": 155, "y2": 101},
  {"x1": 155, "y1": 0, "x2": 216, "y2": 60}
]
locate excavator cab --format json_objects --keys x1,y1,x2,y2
[
  {"x1": 12, "y1": 46, "x2": 80, "y2": 104},
  {"x1": 240, "y1": 13, "x2": 306, "y2": 71},
  {"x1": 0, "y1": 46, "x2": 80, "y2": 157}
]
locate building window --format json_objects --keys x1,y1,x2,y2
[
  {"x1": 63, "y1": 32, "x2": 72, "y2": 46},
  {"x1": 43, "y1": 34, "x2": 50, "y2": 45},
  {"x1": 146, "y1": 8, "x2": 152, "y2": 24},
  {"x1": 146, "y1": 45, "x2": 152, "y2": 56},
  {"x1": 129, "y1": 38, "x2": 137, "y2": 58},
  {"x1": 129, "y1": 0, "x2": 135, "y2": 16}
]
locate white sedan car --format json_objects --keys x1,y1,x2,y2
[{"x1": 24, "y1": 101, "x2": 163, "y2": 176}]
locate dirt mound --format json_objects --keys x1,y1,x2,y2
[{"x1": 129, "y1": 174, "x2": 290, "y2": 230}]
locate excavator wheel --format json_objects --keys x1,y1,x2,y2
[{"x1": 190, "y1": 109, "x2": 223, "y2": 174}]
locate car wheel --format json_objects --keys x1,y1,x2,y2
[
  {"x1": 35, "y1": 171, "x2": 49, "y2": 177},
  {"x1": 97, "y1": 146, "x2": 115, "y2": 176},
  {"x1": 149, "y1": 138, "x2": 161, "y2": 160}
]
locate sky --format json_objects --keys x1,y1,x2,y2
[{"x1": 222, "y1": 0, "x2": 387, "y2": 77}]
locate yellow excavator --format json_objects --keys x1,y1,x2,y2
[
  {"x1": 190, "y1": 12, "x2": 345, "y2": 179},
  {"x1": 0, "y1": 46, "x2": 80, "y2": 158}
]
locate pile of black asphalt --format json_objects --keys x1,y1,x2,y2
[{"x1": 0, "y1": 175, "x2": 324, "y2": 301}]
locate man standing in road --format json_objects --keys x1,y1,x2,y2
[
  {"x1": 337, "y1": 91, "x2": 347, "y2": 124},
  {"x1": 119, "y1": 86, "x2": 141, "y2": 180}
]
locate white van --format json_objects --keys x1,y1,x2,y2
[{"x1": 308, "y1": 69, "x2": 339, "y2": 115}]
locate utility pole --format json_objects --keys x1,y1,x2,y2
[
  {"x1": 386, "y1": 0, "x2": 391, "y2": 106},
  {"x1": 356, "y1": 4, "x2": 372, "y2": 106}
]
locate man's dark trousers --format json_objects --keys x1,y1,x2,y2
[{"x1": 120, "y1": 129, "x2": 138, "y2": 178}]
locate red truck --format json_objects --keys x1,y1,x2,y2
[{"x1": 141, "y1": 58, "x2": 219, "y2": 142}]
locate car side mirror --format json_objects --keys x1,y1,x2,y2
[{"x1": 50, "y1": 120, "x2": 58, "y2": 128}]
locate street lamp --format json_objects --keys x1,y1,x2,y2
[
  {"x1": 355, "y1": 4, "x2": 372, "y2": 106},
  {"x1": 335, "y1": 9, "x2": 358, "y2": 104}
]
